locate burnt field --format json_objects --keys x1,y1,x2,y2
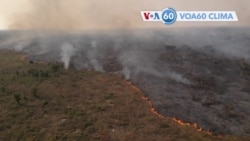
[{"x1": 1, "y1": 27, "x2": 250, "y2": 136}]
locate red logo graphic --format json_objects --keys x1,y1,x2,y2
[{"x1": 143, "y1": 12, "x2": 151, "y2": 20}]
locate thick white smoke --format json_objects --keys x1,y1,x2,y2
[
  {"x1": 119, "y1": 49, "x2": 189, "y2": 83},
  {"x1": 0, "y1": 27, "x2": 249, "y2": 84},
  {"x1": 88, "y1": 41, "x2": 104, "y2": 72},
  {"x1": 60, "y1": 42, "x2": 76, "y2": 69}
]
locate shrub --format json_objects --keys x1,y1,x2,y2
[
  {"x1": 39, "y1": 70, "x2": 49, "y2": 78},
  {"x1": 29, "y1": 60, "x2": 34, "y2": 64},
  {"x1": 51, "y1": 64, "x2": 60, "y2": 72},
  {"x1": 28, "y1": 69, "x2": 39, "y2": 77},
  {"x1": 32, "y1": 88, "x2": 39, "y2": 98},
  {"x1": 15, "y1": 71, "x2": 19, "y2": 76},
  {"x1": 14, "y1": 94, "x2": 21, "y2": 104},
  {"x1": 1, "y1": 86, "x2": 5, "y2": 92},
  {"x1": 104, "y1": 93, "x2": 114, "y2": 100}
]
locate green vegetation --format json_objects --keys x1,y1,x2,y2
[
  {"x1": 0, "y1": 50, "x2": 249, "y2": 141},
  {"x1": 14, "y1": 94, "x2": 21, "y2": 104}
]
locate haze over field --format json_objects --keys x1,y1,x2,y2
[{"x1": 0, "y1": 0, "x2": 249, "y2": 30}]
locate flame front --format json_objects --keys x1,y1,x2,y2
[{"x1": 125, "y1": 80, "x2": 215, "y2": 136}]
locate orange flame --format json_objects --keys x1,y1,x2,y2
[
  {"x1": 172, "y1": 118, "x2": 204, "y2": 132},
  {"x1": 125, "y1": 80, "x2": 141, "y2": 92},
  {"x1": 141, "y1": 95, "x2": 166, "y2": 119},
  {"x1": 125, "y1": 80, "x2": 216, "y2": 136}
]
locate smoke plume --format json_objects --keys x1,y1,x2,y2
[
  {"x1": 60, "y1": 42, "x2": 76, "y2": 69},
  {"x1": 1, "y1": 27, "x2": 250, "y2": 83}
]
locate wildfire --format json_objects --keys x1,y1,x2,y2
[
  {"x1": 125, "y1": 80, "x2": 141, "y2": 92},
  {"x1": 140, "y1": 95, "x2": 166, "y2": 119},
  {"x1": 172, "y1": 117, "x2": 216, "y2": 136},
  {"x1": 125, "y1": 80, "x2": 215, "y2": 136}
]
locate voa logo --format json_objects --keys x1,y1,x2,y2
[
  {"x1": 141, "y1": 8, "x2": 238, "y2": 25},
  {"x1": 141, "y1": 11, "x2": 161, "y2": 21}
]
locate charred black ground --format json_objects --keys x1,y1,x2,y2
[{"x1": 0, "y1": 27, "x2": 250, "y2": 136}]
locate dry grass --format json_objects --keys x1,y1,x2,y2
[{"x1": 0, "y1": 50, "x2": 249, "y2": 141}]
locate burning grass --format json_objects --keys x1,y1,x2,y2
[{"x1": 0, "y1": 50, "x2": 249, "y2": 141}]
